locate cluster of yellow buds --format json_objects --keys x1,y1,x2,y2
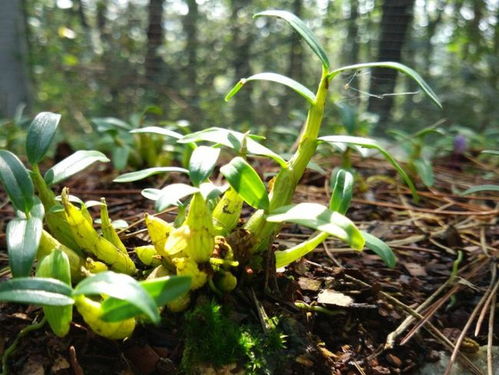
[
  {"x1": 74, "y1": 296, "x2": 136, "y2": 339},
  {"x1": 137, "y1": 191, "x2": 242, "y2": 311}
]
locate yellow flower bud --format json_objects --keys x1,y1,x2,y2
[
  {"x1": 216, "y1": 271, "x2": 237, "y2": 292},
  {"x1": 166, "y1": 292, "x2": 191, "y2": 312},
  {"x1": 135, "y1": 245, "x2": 162, "y2": 267},
  {"x1": 164, "y1": 193, "x2": 214, "y2": 263},
  {"x1": 212, "y1": 187, "x2": 243, "y2": 236},
  {"x1": 173, "y1": 257, "x2": 207, "y2": 290},
  {"x1": 144, "y1": 214, "x2": 173, "y2": 257},
  {"x1": 75, "y1": 296, "x2": 136, "y2": 340}
]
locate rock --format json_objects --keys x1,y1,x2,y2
[{"x1": 416, "y1": 346, "x2": 499, "y2": 375}]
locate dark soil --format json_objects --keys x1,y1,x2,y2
[{"x1": 1, "y1": 154, "x2": 498, "y2": 375}]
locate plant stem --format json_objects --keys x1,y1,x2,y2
[
  {"x1": 245, "y1": 68, "x2": 330, "y2": 253},
  {"x1": 1, "y1": 317, "x2": 47, "y2": 375}
]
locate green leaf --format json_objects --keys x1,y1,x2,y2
[
  {"x1": 100, "y1": 276, "x2": 191, "y2": 322},
  {"x1": 329, "y1": 169, "x2": 354, "y2": 214},
  {"x1": 319, "y1": 135, "x2": 418, "y2": 201},
  {"x1": 91, "y1": 117, "x2": 132, "y2": 132},
  {"x1": 275, "y1": 232, "x2": 328, "y2": 269},
  {"x1": 0, "y1": 277, "x2": 74, "y2": 306},
  {"x1": 362, "y1": 232, "x2": 396, "y2": 268},
  {"x1": 36, "y1": 250, "x2": 73, "y2": 337},
  {"x1": 130, "y1": 126, "x2": 183, "y2": 139},
  {"x1": 225, "y1": 72, "x2": 316, "y2": 104},
  {"x1": 461, "y1": 184, "x2": 499, "y2": 195},
  {"x1": 73, "y1": 271, "x2": 160, "y2": 324},
  {"x1": 112, "y1": 146, "x2": 130, "y2": 171},
  {"x1": 0, "y1": 150, "x2": 34, "y2": 213},
  {"x1": 267, "y1": 203, "x2": 365, "y2": 250},
  {"x1": 26, "y1": 112, "x2": 61, "y2": 165},
  {"x1": 44, "y1": 150, "x2": 110, "y2": 185},
  {"x1": 188, "y1": 146, "x2": 220, "y2": 186},
  {"x1": 199, "y1": 182, "x2": 228, "y2": 202},
  {"x1": 327, "y1": 62, "x2": 441, "y2": 109},
  {"x1": 153, "y1": 183, "x2": 199, "y2": 211},
  {"x1": 113, "y1": 166, "x2": 188, "y2": 183},
  {"x1": 220, "y1": 157, "x2": 269, "y2": 210},
  {"x1": 414, "y1": 158, "x2": 434, "y2": 187},
  {"x1": 7, "y1": 198, "x2": 44, "y2": 277},
  {"x1": 255, "y1": 10, "x2": 330, "y2": 69},
  {"x1": 481, "y1": 150, "x2": 499, "y2": 156},
  {"x1": 179, "y1": 127, "x2": 287, "y2": 167}
]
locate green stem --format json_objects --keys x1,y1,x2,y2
[
  {"x1": 1, "y1": 317, "x2": 47, "y2": 375},
  {"x1": 245, "y1": 68, "x2": 330, "y2": 253}
]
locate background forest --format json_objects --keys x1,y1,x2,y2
[{"x1": 1, "y1": 0, "x2": 499, "y2": 146}]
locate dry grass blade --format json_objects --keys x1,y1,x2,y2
[{"x1": 443, "y1": 277, "x2": 498, "y2": 375}]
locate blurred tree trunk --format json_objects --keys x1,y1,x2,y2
[
  {"x1": 285, "y1": 0, "x2": 304, "y2": 114},
  {"x1": 183, "y1": 0, "x2": 199, "y2": 107},
  {"x1": 0, "y1": 0, "x2": 31, "y2": 117},
  {"x1": 287, "y1": 0, "x2": 304, "y2": 82},
  {"x1": 145, "y1": 0, "x2": 164, "y2": 84},
  {"x1": 342, "y1": 0, "x2": 359, "y2": 65},
  {"x1": 231, "y1": 0, "x2": 253, "y2": 126},
  {"x1": 367, "y1": 0, "x2": 415, "y2": 122}
]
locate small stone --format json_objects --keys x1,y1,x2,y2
[{"x1": 386, "y1": 353, "x2": 402, "y2": 368}]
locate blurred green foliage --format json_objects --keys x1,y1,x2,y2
[{"x1": 11, "y1": 0, "x2": 499, "y2": 145}]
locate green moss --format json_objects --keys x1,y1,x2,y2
[{"x1": 181, "y1": 301, "x2": 287, "y2": 375}]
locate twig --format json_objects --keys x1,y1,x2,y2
[
  {"x1": 341, "y1": 273, "x2": 484, "y2": 375},
  {"x1": 352, "y1": 198, "x2": 499, "y2": 216},
  {"x1": 1, "y1": 316, "x2": 47, "y2": 375},
  {"x1": 443, "y1": 279, "x2": 498, "y2": 375},
  {"x1": 487, "y1": 285, "x2": 496, "y2": 375}
]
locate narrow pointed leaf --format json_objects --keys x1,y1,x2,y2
[
  {"x1": 7, "y1": 198, "x2": 44, "y2": 277},
  {"x1": 113, "y1": 166, "x2": 188, "y2": 183},
  {"x1": 130, "y1": 126, "x2": 183, "y2": 139},
  {"x1": 36, "y1": 250, "x2": 72, "y2": 336},
  {"x1": 91, "y1": 117, "x2": 132, "y2": 132},
  {"x1": 362, "y1": 232, "x2": 396, "y2": 268},
  {"x1": 0, "y1": 150, "x2": 34, "y2": 213},
  {"x1": 100, "y1": 276, "x2": 191, "y2": 322},
  {"x1": 461, "y1": 184, "x2": 499, "y2": 195},
  {"x1": 26, "y1": 112, "x2": 61, "y2": 165},
  {"x1": 329, "y1": 169, "x2": 354, "y2": 214},
  {"x1": 319, "y1": 135, "x2": 418, "y2": 201},
  {"x1": 73, "y1": 271, "x2": 160, "y2": 324},
  {"x1": 414, "y1": 159, "x2": 434, "y2": 187},
  {"x1": 327, "y1": 62, "x2": 441, "y2": 108},
  {"x1": 0, "y1": 277, "x2": 74, "y2": 306},
  {"x1": 255, "y1": 10, "x2": 330, "y2": 69},
  {"x1": 44, "y1": 150, "x2": 110, "y2": 185},
  {"x1": 188, "y1": 146, "x2": 220, "y2": 186},
  {"x1": 153, "y1": 183, "x2": 199, "y2": 211},
  {"x1": 275, "y1": 232, "x2": 328, "y2": 269},
  {"x1": 267, "y1": 203, "x2": 364, "y2": 250},
  {"x1": 225, "y1": 73, "x2": 316, "y2": 104},
  {"x1": 179, "y1": 127, "x2": 286, "y2": 167},
  {"x1": 220, "y1": 157, "x2": 269, "y2": 210}
]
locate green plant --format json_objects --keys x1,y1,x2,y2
[
  {"x1": 0, "y1": 112, "x2": 191, "y2": 346},
  {"x1": 388, "y1": 123, "x2": 445, "y2": 187},
  {"x1": 118, "y1": 10, "x2": 440, "y2": 288},
  {"x1": 91, "y1": 106, "x2": 192, "y2": 171}
]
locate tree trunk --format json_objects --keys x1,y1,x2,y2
[
  {"x1": 145, "y1": 0, "x2": 164, "y2": 84},
  {"x1": 183, "y1": 0, "x2": 199, "y2": 102},
  {"x1": 284, "y1": 0, "x2": 304, "y2": 114},
  {"x1": 342, "y1": 0, "x2": 360, "y2": 65},
  {"x1": 230, "y1": 0, "x2": 253, "y2": 126},
  {"x1": 367, "y1": 0, "x2": 416, "y2": 122},
  {"x1": 0, "y1": 0, "x2": 31, "y2": 117}
]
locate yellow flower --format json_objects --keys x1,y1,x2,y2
[{"x1": 164, "y1": 193, "x2": 214, "y2": 263}]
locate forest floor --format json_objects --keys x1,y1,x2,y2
[{"x1": 0, "y1": 152, "x2": 498, "y2": 375}]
